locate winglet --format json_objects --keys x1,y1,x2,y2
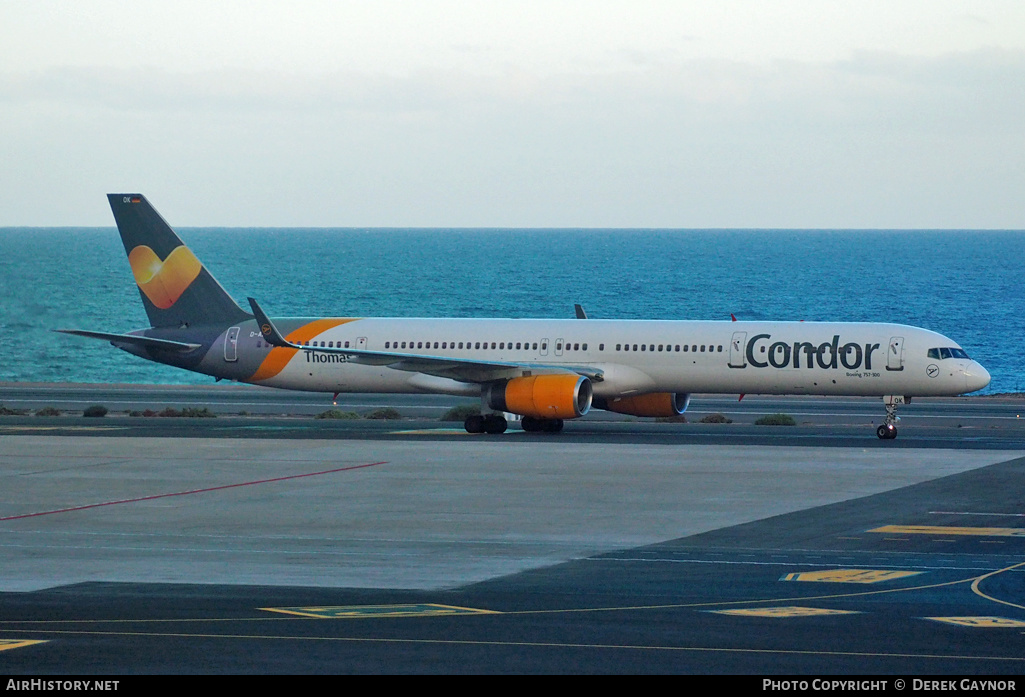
[
  {"x1": 247, "y1": 298, "x2": 295, "y2": 348},
  {"x1": 574, "y1": 304, "x2": 588, "y2": 319}
]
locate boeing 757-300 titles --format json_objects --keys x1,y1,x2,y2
[{"x1": 57, "y1": 195, "x2": 991, "y2": 439}]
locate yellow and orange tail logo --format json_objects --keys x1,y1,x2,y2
[{"x1": 128, "y1": 245, "x2": 203, "y2": 309}]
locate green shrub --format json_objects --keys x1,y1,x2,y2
[
  {"x1": 83, "y1": 405, "x2": 108, "y2": 418},
  {"x1": 129, "y1": 409, "x2": 159, "y2": 418},
  {"x1": 35, "y1": 406, "x2": 61, "y2": 417},
  {"x1": 180, "y1": 407, "x2": 216, "y2": 418},
  {"x1": 156, "y1": 407, "x2": 215, "y2": 418},
  {"x1": 365, "y1": 407, "x2": 401, "y2": 420},
  {"x1": 700, "y1": 413, "x2": 733, "y2": 424},
  {"x1": 0, "y1": 405, "x2": 29, "y2": 416},
  {"x1": 316, "y1": 409, "x2": 360, "y2": 420},
  {"x1": 655, "y1": 415, "x2": 687, "y2": 423},
  {"x1": 441, "y1": 404, "x2": 480, "y2": 421},
  {"x1": 755, "y1": 413, "x2": 796, "y2": 426}
]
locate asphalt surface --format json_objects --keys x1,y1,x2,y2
[{"x1": 0, "y1": 384, "x2": 1023, "y2": 674}]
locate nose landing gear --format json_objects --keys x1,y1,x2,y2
[
  {"x1": 876, "y1": 423, "x2": 897, "y2": 440},
  {"x1": 877, "y1": 395, "x2": 908, "y2": 440}
]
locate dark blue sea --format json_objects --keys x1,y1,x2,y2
[{"x1": 1, "y1": 228, "x2": 1022, "y2": 394}]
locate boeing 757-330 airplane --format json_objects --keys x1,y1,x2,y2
[{"x1": 58, "y1": 194, "x2": 991, "y2": 439}]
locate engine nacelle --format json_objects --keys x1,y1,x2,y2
[
  {"x1": 486, "y1": 374, "x2": 593, "y2": 419},
  {"x1": 595, "y1": 392, "x2": 690, "y2": 417}
]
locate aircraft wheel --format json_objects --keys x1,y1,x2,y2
[
  {"x1": 521, "y1": 416, "x2": 542, "y2": 432},
  {"x1": 464, "y1": 414, "x2": 485, "y2": 434},
  {"x1": 542, "y1": 419, "x2": 564, "y2": 433},
  {"x1": 876, "y1": 424, "x2": 897, "y2": 440},
  {"x1": 483, "y1": 414, "x2": 508, "y2": 434}
]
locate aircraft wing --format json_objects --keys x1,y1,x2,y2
[
  {"x1": 247, "y1": 298, "x2": 604, "y2": 384},
  {"x1": 54, "y1": 329, "x2": 202, "y2": 352}
]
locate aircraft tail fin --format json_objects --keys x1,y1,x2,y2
[{"x1": 107, "y1": 194, "x2": 250, "y2": 328}]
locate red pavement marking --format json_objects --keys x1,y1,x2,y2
[{"x1": 0, "y1": 461, "x2": 387, "y2": 521}]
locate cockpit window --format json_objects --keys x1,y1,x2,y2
[{"x1": 928, "y1": 347, "x2": 970, "y2": 360}]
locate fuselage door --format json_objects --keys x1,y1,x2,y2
[
  {"x1": 729, "y1": 331, "x2": 747, "y2": 368},
  {"x1": 887, "y1": 336, "x2": 905, "y2": 371},
  {"x1": 224, "y1": 326, "x2": 240, "y2": 362},
  {"x1": 356, "y1": 337, "x2": 367, "y2": 350},
  {"x1": 554, "y1": 338, "x2": 564, "y2": 357},
  {"x1": 539, "y1": 338, "x2": 549, "y2": 356}
]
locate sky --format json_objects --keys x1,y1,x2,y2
[{"x1": 1, "y1": 1, "x2": 1024, "y2": 228}]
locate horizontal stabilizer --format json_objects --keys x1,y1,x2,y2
[{"x1": 54, "y1": 329, "x2": 201, "y2": 352}]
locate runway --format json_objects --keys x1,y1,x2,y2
[{"x1": 1, "y1": 384, "x2": 1024, "y2": 673}]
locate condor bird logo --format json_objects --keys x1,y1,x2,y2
[
  {"x1": 127, "y1": 245, "x2": 203, "y2": 309},
  {"x1": 261, "y1": 324, "x2": 272, "y2": 336}
]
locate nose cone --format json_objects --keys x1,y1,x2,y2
[{"x1": 963, "y1": 361, "x2": 991, "y2": 393}]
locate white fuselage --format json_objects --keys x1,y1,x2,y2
[{"x1": 236, "y1": 318, "x2": 989, "y2": 399}]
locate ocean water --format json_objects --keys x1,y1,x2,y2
[{"x1": 0, "y1": 227, "x2": 1022, "y2": 393}]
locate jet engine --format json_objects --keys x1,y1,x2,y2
[
  {"x1": 594, "y1": 392, "x2": 690, "y2": 417},
  {"x1": 485, "y1": 374, "x2": 593, "y2": 419}
]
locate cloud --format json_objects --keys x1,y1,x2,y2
[{"x1": 0, "y1": 49, "x2": 1023, "y2": 227}]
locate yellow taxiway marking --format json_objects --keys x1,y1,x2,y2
[
  {"x1": 260, "y1": 604, "x2": 500, "y2": 619},
  {"x1": 0, "y1": 639, "x2": 47, "y2": 652},
  {"x1": 927, "y1": 617, "x2": 1025, "y2": 628},
  {"x1": 781, "y1": 569, "x2": 922, "y2": 584},
  {"x1": 711, "y1": 606, "x2": 858, "y2": 618},
  {"x1": 870, "y1": 525, "x2": 1025, "y2": 538}
]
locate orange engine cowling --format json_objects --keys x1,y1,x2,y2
[
  {"x1": 596, "y1": 392, "x2": 690, "y2": 417},
  {"x1": 486, "y1": 374, "x2": 593, "y2": 419}
]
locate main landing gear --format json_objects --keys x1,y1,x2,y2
[
  {"x1": 464, "y1": 414, "x2": 507, "y2": 434},
  {"x1": 520, "y1": 416, "x2": 564, "y2": 433},
  {"x1": 462, "y1": 414, "x2": 564, "y2": 434},
  {"x1": 876, "y1": 395, "x2": 908, "y2": 440}
]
